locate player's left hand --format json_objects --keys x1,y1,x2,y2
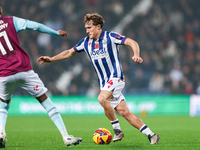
[
  {"x1": 132, "y1": 56, "x2": 143, "y2": 64},
  {"x1": 37, "y1": 56, "x2": 52, "y2": 64},
  {"x1": 58, "y1": 30, "x2": 67, "y2": 37}
]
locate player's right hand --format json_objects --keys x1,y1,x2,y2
[
  {"x1": 58, "y1": 30, "x2": 67, "y2": 37},
  {"x1": 132, "y1": 56, "x2": 143, "y2": 64},
  {"x1": 37, "y1": 56, "x2": 52, "y2": 64}
]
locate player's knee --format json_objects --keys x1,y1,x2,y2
[
  {"x1": 98, "y1": 95, "x2": 108, "y2": 106},
  {"x1": 118, "y1": 109, "x2": 131, "y2": 118}
]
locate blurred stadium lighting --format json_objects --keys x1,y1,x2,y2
[{"x1": 112, "y1": 0, "x2": 153, "y2": 34}]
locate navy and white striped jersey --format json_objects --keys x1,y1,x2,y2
[{"x1": 74, "y1": 30, "x2": 127, "y2": 88}]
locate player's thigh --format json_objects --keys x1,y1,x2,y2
[
  {"x1": 115, "y1": 100, "x2": 128, "y2": 111},
  {"x1": 101, "y1": 78, "x2": 125, "y2": 97},
  {"x1": 115, "y1": 100, "x2": 130, "y2": 115},
  {"x1": 0, "y1": 76, "x2": 17, "y2": 100},
  {"x1": 20, "y1": 70, "x2": 47, "y2": 98}
]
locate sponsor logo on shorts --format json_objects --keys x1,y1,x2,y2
[
  {"x1": 33, "y1": 85, "x2": 39, "y2": 91},
  {"x1": 107, "y1": 80, "x2": 113, "y2": 88}
]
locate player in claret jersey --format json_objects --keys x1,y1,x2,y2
[
  {"x1": 38, "y1": 13, "x2": 160, "y2": 145},
  {"x1": 0, "y1": 5, "x2": 82, "y2": 148}
]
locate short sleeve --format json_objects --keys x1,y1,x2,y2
[
  {"x1": 74, "y1": 38, "x2": 85, "y2": 53},
  {"x1": 13, "y1": 16, "x2": 27, "y2": 32},
  {"x1": 110, "y1": 32, "x2": 127, "y2": 45}
]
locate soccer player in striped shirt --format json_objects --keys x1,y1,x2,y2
[
  {"x1": 38, "y1": 13, "x2": 160, "y2": 144},
  {"x1": 0, "y1": 6, "x2": 82, "y2": 148}
]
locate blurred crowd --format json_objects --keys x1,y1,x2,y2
[{"x1": 1, "y1": 0, "x2": 200, "y2": 96}]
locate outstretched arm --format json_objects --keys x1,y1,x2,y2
[
  {"x1": 37, "y1": 48, "x2": 78, "y2": 64},
  {"x1": 124, "y1": 38, "x2": 143, "y2": 63},
  {"x1": 13, "y1": 16, "x2": 67, "y2": 37}
]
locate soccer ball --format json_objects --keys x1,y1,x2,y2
[{"x1": 93, "y1": 128, "x2": 112, "y2": 145}]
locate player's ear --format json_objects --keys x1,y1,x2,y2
[{"x1": 97, "y1": 24, "x2": 101, "y2": 30}]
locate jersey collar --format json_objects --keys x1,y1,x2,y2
[{"x1": 95, "y1": 30, "x2": 105, "y2": 41}]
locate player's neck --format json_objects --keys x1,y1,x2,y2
[{"x1": 94, "y1": 29, "x2": 102, "y2": 41}]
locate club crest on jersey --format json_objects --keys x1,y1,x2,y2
[{"x1": 103, "y1": 39, "x2": 107, "y2": 45}]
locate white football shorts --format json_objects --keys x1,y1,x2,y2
[
  {"x1": 0, "y1": 70, "x2": 47, "y2": 100},
  {"x1": 101, "y1": 78, "x2": 126, "y2": 108}
]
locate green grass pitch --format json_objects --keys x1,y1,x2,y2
[{"x1": 5, "y1": 115, "x2": 200, "y2": 150}]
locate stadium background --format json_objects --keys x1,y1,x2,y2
[{"x1": 1, "y1": 0, "x2": 200, "y2": 116}]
